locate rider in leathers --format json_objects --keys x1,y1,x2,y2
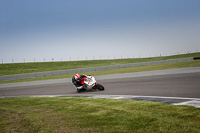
[{"x1": 72, "y1": 74, "x2": 87, "y2": 89}]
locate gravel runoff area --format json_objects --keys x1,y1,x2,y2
[
  {"x1": 1, "y1": 67, "x2": 200, "y2": 108},
  {"x1": 0, "y1": 57, "x2": 193, "y2": 81}
]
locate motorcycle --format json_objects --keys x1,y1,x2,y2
[{"x1": 73, "y1": 75, "x2": 105, "y2": 93}]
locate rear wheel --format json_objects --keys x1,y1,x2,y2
[
  {"x1": 77, "y1": 88, "x2": 86, "y2": 93},
  {"x1": 77, "y1": 89, "x2": 81, "y2": 93}
]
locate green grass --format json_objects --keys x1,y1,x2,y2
[
  {"x1": 0, "y1": 52, "x2": 200, "y2": 76},
  {"x1": 1, "y1": 60, "x2": 200, "y2": 84},
  {"x1": 0, "y1": 97, "x2": 199, "y2": 132}
]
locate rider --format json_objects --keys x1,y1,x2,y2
[{"x1": 72, "y1": 74, "x2": 87, "y2": 89}]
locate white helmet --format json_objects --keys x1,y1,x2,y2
[{"x1": 75, "y1": 74, "x2": 80, "y2": 80}]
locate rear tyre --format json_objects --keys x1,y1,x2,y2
[
  {"x1": 77, "y1": 89, "x2": 82, "y2": 93},
  {"x1": 77, "y1": 88, "x2": 86, "y2": 93}
]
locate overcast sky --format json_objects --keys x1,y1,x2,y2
[{"x1": 0, "y1": 0, "x2": 200, "y2": 63}]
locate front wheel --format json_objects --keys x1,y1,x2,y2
[{"x1": 95, "y1": 83, "x2": 104, "y2": 91}]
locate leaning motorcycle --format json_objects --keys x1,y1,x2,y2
[{"x1": 73, "y1": 75, "x2": 105, "y2": 93}]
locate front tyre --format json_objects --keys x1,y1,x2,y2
[{"x1": 96, "y1": 83, "x2": 104, "y2": 91}]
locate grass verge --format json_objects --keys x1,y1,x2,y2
[
  {"x1": 0, "y1": 52, "x2": 200, "y2": 76},
  {"x1": 1, "y1": 60, "x2": 200, "y2": 84},
  {"x1": 0, "y1": 97, "x2": 199, "y2": 133}
]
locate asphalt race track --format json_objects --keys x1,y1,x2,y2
[
  {"x1": 0, "y1": 67, "x2": 200, "y2": 107},
  {"x1": 0, "y1": 72, "x2": 199, "y2": 98}
]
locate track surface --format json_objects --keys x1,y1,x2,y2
[{"x1": 1, "y1": 72, "x2": 200, "y2": 98}]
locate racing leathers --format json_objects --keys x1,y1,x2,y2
[{"x1": 72, "y1": 74, "x2": 87, "y2": 89}]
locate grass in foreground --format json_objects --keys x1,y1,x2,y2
[
  {"x1": 1, "y1": 60, "x2": 200, "y2": 84},
  {"x1": 0, "y1": 97, "x2": 199, "y2": 132},
  {"x1": 0, "y1": 52, "x2": 200, "y2": 76}
]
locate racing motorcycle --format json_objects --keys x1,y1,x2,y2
[{"x1": 73, "y1": 75, "x2": 105, "y2": 93}]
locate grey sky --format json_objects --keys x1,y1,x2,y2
[{"x1": 0, "y1": 0, "x2": 200, "y2": 63}]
